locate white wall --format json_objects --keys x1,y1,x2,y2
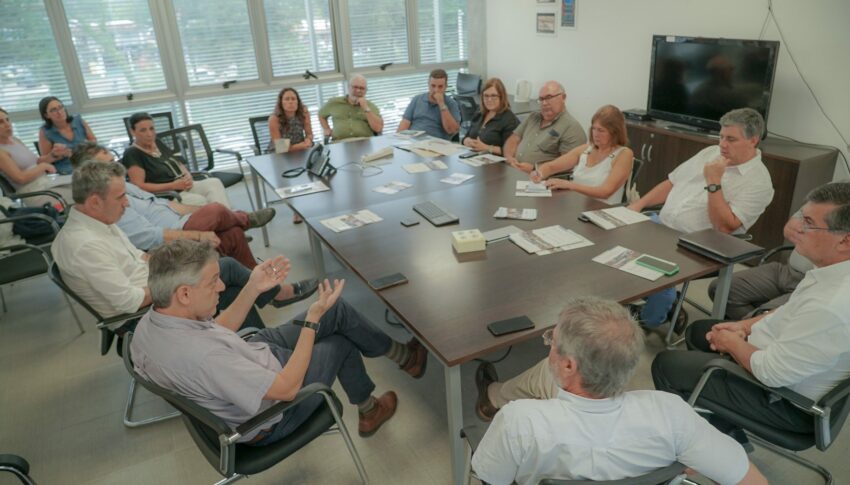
[{"x1": 484, "y1": 0, "x2": 850, "y2": 180}]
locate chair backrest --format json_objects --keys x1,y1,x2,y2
[
  {"x1": 32, "y1": 141, "x2": 41, "y2": 155},
  {"x1": 47, "y1": 261, "x2": 103, "y2": 321},
  {"x1": 249, "y1": 115, "x2": 271, "y2": 155},
  {"x1": 453, "y1": 95, "x2": 479, "y2": 125},
  {"x1": 0, "y1": 174, "x2": 16, "y2": 196},
  {"x1": 622, "y1": 157, "x2": 645, "y2": 204},
  {"x1": 123, "y1": 112, "x2": 176, "y2": 144},
  {"x1": 457, "y1": 72, "x2": 482, "y2": 96},
  {"x1": 817, "y1": 375, "x2": 850, "y2": 450},
  {"x1": 539, "y1": 462, "x2": 687, "y2": 485},
  {"x1": 156, "y1": 124, "x2": 214, "y2": 172}
]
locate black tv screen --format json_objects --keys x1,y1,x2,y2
[{"x1": 647, "y1": 35, "x2": 779, "y2": 132}]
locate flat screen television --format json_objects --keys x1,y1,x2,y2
[{"x1": 647, "y1": 35, "x2": 780, "y2": 132}]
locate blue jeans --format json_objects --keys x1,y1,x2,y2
[
  {"x1": 640, "y1": 213, "x2": 677, "y2": 327},
  {"x1": 250, "y1": 298, "x2": 392, "y2": 445}
]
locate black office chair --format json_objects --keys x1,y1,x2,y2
[
  {"x1": 122, "y1": 333, "x2": 368, "y2": 484},
  {"x1": 621, "y1": 158, "x2": 644, "y2": 205},
  {"x1": 688, "y1": 359, "x2": 850, "y2": 484},
  {"x1": 452, "y1": 95, "x2": 479, "y2": 140},
  {"x1": 0, "y1": 175, "x2": 71, "y2": 210},
  {"x1": 456, "y1": 72, "x2": 482, "y2": 96},
  {"x1": 248, "y1": 115, "x2": 272, "y2": 156},
  {"x1": 46, "y1": 261, "x2": 179, "y2": 428},
  {"x1": 0, "y1": 454, "x2": 36, "y2": 485},
  {"x1": 123, "y1": 112, "x2": 177, "y2": 144}
]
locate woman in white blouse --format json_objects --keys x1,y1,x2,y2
[{"x1": 530, "y1": 105, "x2": 634, "y2": 205}]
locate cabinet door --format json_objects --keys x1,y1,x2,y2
[{"x1": 627, "y1": 127, "x2": 678, "y2": 193}]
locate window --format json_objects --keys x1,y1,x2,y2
[
  {"x1": 348, "y1": 0, "x2": 409, "y2": 68},
  {"x1": 418, "y1": 0, "x2": 468, "y2": 64},
  {"x1": 365, "y1": 69, "x2": 459, "y2": 131},
  {"x1": 265, "y1": 0, "x2": 336, "y2": 77},
  {"x1": 64, "y1": 0, "x2": 167, "y2": 98},
  {"x1": 173, "y1": 0, "x2": 258, "y2": 86},
  {"x1": 0, "y1": 0, "x2": 71, "y2": 112}
]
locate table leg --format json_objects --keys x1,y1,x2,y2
[
  {"x1": 308, "y1": 227, "x2": 326, "y2": 276},
  {"x1": 250, "y1": 167, "x2": 270, "y2": 247},
  {"x1": 711, "y1": 263, "x2": 734, "y2": 319},
  {"x1": 445, "y1": 364, "x2": 465, "y2": 485}
]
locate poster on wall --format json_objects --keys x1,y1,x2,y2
[
  {"x1": 561, "y1": 0, "x2": 577, "y2": 28},
  {"x1": 536, "y1": 12, "x2": 556, "y2": 36}
]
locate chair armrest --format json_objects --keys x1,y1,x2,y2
[
  {"x1": 233, "y1": 382, "x2": 333, "y2": 438},
  {"x1": 190, "y1": 171, "x2": 211, "y2": 180},
  {"x1": 152, "y1": 191, "x2": 182, "y2": 202},
  {"x1": 214, "y1": 148, "x2": 243, "y2": 161},
  {"x1": 98, "y1": 306, "x2": 150, "y2": 330},
  {"x1": 759, "y1": 244, "x2": 794, "y2": 265},
  {"x1": 0, "y1": 213, "x2": 60, "y2": 236},
  {"x1": 9, "y1": 190, "x2": 69, "y2": 211}
]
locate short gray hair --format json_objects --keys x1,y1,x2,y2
[
  {"x1": 148, "y1": 240, "x2": 219, "y2": 308},
  {"x1": 719, "y1": 108, "x2": 765, "y2": 140},
  {"x1": 805, "y1": 182, "x2": 850, "y2": 233},
  {"x1": 552, "y1": 297, "x2": 644, "y2": 398},
  {"x1": 349, "y1": 74, "x2": 367, "y2": 88},
  {"x1": 71, "y1": 160, "x2": 125, "y2": 204}
]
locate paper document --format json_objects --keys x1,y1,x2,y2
[
  {"x1": 402, "y1": 160, "x2": 448, "y2": 173},
  {"x1": 482, "y1": 225, "x2": 522, "y2": 243},
  {"x1": 592, "y1": 246, "x2": 663, "y2": 281},
  {"x1": 44, "y1": 173, "x2": 72, "y2": 187},
  {"x1": 440, "y1": 173, "x2": 474, "y2": 185},
  {"x1": 509, "y1": 225, "x2": 593, "y2": 255},
  {"x1": 361, "y1": 146, "x2": 394, "y2": 164},
  {"x1": 275, "y1": 181, "x2": 330, "y2": 199},
  {"x1": 411, "y1": 138, "x2": 467, "y2": 156},
  {"x1": 493, "y1": 207, "x2": 537, "y2": 221},
  {"x1": 395, "y1": 130, "x2": 425, "y2": 139},
  {"x1": 320, "y1": 209, "x2": 383, "y2": 233},
  {"x1": 459, "y1": 153, "x2": 506, "y2": 167},
  {"x1": 515, "y1": 181, "x2": 552, "y2": 197},
  {"x1": 582, "y1": 207, "x2": 650, "y2": 230},
  {"x1": 372, "y1": 181, "x2": 412, "y2": 195}
]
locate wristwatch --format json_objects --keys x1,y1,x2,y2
[
  {"x1": 439, "y1": 104, "x2": 448, "y2": 112},
  {"x1": 292, "y1": 319, "x2": 320, "y2": 331},
  {"x1": 705, "y1": 184, "x2": 722, "y2": 193}
]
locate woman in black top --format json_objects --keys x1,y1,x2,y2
[{"x1": 462, "y1": 78, "x2": 519, "y2": 156}]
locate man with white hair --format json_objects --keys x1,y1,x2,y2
[
  {"x1": 472, "y1": 297, "x2": 767, "y2": 485},
  {"x1": 319, "y1": 74, "x2": 384, "y2": 141},
  {"x1": 504, "y1": 80, "x2": 586, "y2": 173}
]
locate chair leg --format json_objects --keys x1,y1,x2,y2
[
  {"x1": 0, "y1": 286, "x2": 6, "y2": 313},
  {"x1": 213, "y1": 474, "x2": 246, "y2": 485},
  {"x1": 0, "y1": 465, "x2": 36, "y2": 485},
  {"x1": 61, "y1": 292, "x2": 86, "y2": 333},
  {"x1": 123, "y1": 377, "x2": 181, "y2": 428},
  {"x1": 321, "y1": 391, "x2": 369, "y2": 484},
  {"x1": 664, "y1": 281, "x2": 689, "y2": 349},
  {"x1": 748, "y1": 434, "x2": 833, "y2": 484}
]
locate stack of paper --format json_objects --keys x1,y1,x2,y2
[
  {"x1": 592, "y1": 246, "x2": 663, "y2": 281},
  {"x1": 411, "y1": 138, "x2": 467, "y2": 156},
  {"x1": 582, "y1": 207, "x2": 650, "y2": 230},
  {"x1": 459, "y1": 153, "x2": 506, "y2": 167},
  {"x1": 320, "y1": 210, "x2": 383, "y2": 233},
  {"x1": 402, "y1": 160, "x2": 448, "y2": 173},
  {"x1": 493, "y1": 207, "x2": 537, "y2": 220},
  {"x1": 275, "y1": 181, "x2": 330, "y2": 199},
  {"x1": 440, "y1": 173, "x2": 474, "y2": 185},
  {"x1": 510, "y1": 225, "x2": 594, "y2": 255},
  {"x1": 372, "y1": 181, "x2": 412, "y2": 195},
  {"x1": 395, "y1": 130, "x2": 425, "y2": 139},
  {"x1": 515, "y1": 181, "x2": 552, "y2": 197},
  {"x1": 361, "y1": 146, "x2": 394, "y2": 164}
]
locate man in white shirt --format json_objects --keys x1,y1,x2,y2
[
  {"x1": 627, "y1": 108, "x2": 774, "y2": 327},
  {"x1": 653, "y1": 182, "x2": 850, "y2": 441},
  {"x1": 472, "y1": 297, "x2": 766, "y2": 485}
]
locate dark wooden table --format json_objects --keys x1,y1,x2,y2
[{"x1": 246, "y1": 136, "x2": 730, "y2": 484}]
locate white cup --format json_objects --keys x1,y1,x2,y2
[{"x1": 275, "y1": 138, "x2": 291, "y2": 154}]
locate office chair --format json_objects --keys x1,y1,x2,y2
[
  {"x1": 688, "y1": 358, "x2": 850, "y2": 484},
  {"x1": 123, "y1": 112, "x2": 177, "y2": 144},
  {"x1": 122, "y1": 333, "x2": 369, "y2": 485},
  {"x1": 621, "y1": 158, "x2": 644, "y2": 205},
  {"x1": 452, "y1": 95, "x2": 479, "y2": 139},
  {"x1": 248, "y1": 116, "x2": 272, "y2": 156},
  {"x1": 46, "y1": 261, "x2": 180, "y2": 428},
  {"x1": 0, "y1": 176, "x2": 70, "y2": 210},
  {"x1": 456, "y1": 73, "x2": 482, "y2": 96},
  {"x1": 0, "y1": 454, "x2": 36, "y2": 485}
]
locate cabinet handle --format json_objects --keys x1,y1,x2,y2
[
  {"x1": 640, "y1": 143, "x2": 646, "y2": 160},
  {"x1": 647, "y1": 144, "x2": 653, "y2": 162}
]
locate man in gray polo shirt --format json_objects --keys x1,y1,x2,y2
[
  {"x1": 505, "y1": 81, "x2": 586, "y2": 173},
  {"x1": 131, "y1": 240, "x2": 428, "y2": 443}
]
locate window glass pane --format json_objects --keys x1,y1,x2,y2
[
  {"x1": 366, "y1": 69, "x2": 458, "y2": 132},
  {"x1": 173, "y1": 0, "x2": 258, "y2": 86},
  {"x1": 64, "y1": 0, "x2": 167, "y2": 98},
  {"x1": 8, "y1": 118, "x2": 47, "y2": 155},
  {"x1": 418, "y1": 0, "x2": 468, "y2": 64},
  {"x1": 0, "y1": 0, "x2": 71, "y2": 112},
  {"x1": 265, "y1": 0, "x2": 336, "y2": 77},
  {"x1": 348, "y1": 0, "x2": 409, "y2": 68}
]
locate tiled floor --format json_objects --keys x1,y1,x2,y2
[{"x1": 2, "y1": 181, "x2": 848, "y2": 484}]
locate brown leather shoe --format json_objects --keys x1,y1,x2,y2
[
  {"x1": 400, "y1": 339, "x2": 428, "y2": 379},
  {"x1": 475, "y1": 362, "x2": 499, "y2": 422},
  {"x1": 358, "y1": 391, "x2": 398, "y2": 437}
]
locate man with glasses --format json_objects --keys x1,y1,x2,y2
[
  {"x1": 504, "y1": 81, "x2": 586, "y2": 173},
  {"x1": 472, "y1": 297, "x2": 766, "y2": 485},
  {"x1": 397, "y1": 69, "x2": 460, "y2": 140},
  {"x1": 318, "y1": 74, "x2": 384, "y2": 141},
  {"x1": 653, "y1": 182, "x2": 850, "y2": 447}
]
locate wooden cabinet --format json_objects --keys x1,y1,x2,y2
[{"x1": 626, "y1": 120, "x2": 839, "y2": 251}]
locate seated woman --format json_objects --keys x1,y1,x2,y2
[
  {"x1": 122, "y1": 112, "x2": 231, "y2": 208},
  {"x1": 37, "y1": 96, "x2": 96, "y2": 175},
  {"x1": 462, "y1": 78, "x2": 519, "y2": 156},
  {"x1": 530, "y1": 105, "x2": 634, "y2": 205},
  {"x1": 267, "y1": 87, "x2": 313, "y2": 154},
  {"x1": 0, "y1": 107, "x2": 72, "y2": 207}
]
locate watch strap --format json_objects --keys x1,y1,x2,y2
[
  {"x1": 293, "y1": 319, "x2": 320, "y2": 331},
  {"x1": 705, "y1": 184, "x2": 722, "y2": 193}
]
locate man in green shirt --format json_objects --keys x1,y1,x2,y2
[{"x1": 318, "y1": 75, "x2": 384, "y2": 141}]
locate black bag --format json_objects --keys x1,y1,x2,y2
[{"x1": 5, "y1": 203, "x2": 65, "y2": 239}]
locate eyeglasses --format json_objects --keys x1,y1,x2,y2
[
  {"x1": 537, "y1": 93, "x2": 564, "y2": 103},
  {"x1": 482, "y1": 94, "x2": 501, "y2": 100},
  {"x1": 48, "y1": 104, "x2": 65, "y2": 114},
  {"x1": 542, "y1": 328, "x2": 554, "y2": 346},
  {"x1": 795, "y1": 213, "x2": 846, "y2": 234}
]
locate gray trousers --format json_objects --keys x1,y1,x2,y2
[{"x1": 708, "y1": 262, "x2": 804, "y2": 320}]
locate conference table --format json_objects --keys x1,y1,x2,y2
[{"x1": 246, "y1": 136, "x2": 736, "y2": 485}]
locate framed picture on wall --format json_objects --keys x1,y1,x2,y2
[
  {"x1": 536, "y1": 12, "x2": 556, "y2": 35},
  {"x1": 561, "y1": 0, "x2": 577, "y2": 28}
]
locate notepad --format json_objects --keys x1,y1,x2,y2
[
  {"x1": 275, "y1": 181, "x2": 330, "y2": 199},
  {"x1": 403, "y1": 160, "x2": 448, "y2": 173},
  {"x1": 493, "y1": 207, "x2": 537, "y2": 220},
  {"x1": 581, "y1": 207, "x2": 650, "y2": 230},
  {"x1": 440, "y1": 173, "x2": 474, "y2": 185},
  {"x1": 592, "y1": 246, "x2": 664, "y2": 281},
  {"x1": 515, "y1": 181, "x2": 552, "y2": 197},
  {"x1": 372, "y1": 181, "x2": 412, "y2": 195},
  {"x1": 320, "y1": 210, "x2": 383, "y2": 233},
  {"x1": 510, "y1": 225, "x2": 593, "y2": 255}
]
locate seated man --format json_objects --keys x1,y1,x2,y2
[
  {"x1": 318, "y1": 74, "x2": 383, "y2": 141},
  {"x1": 51, "y1": 161, "x2": 316, "y2": 331},
  {"x1": 131, "y1": 239, "x2": 429, "y2": 441},
  {"x1": 396, "y1": 69, "x2": 460, "y2": 140},
  {"x1": 71, "y1": 142, "x2": 275, "y2": 269},
  {"x1": 708, "y1": 211, "x2": 814, "y2": 319},
  {"x1": 653, "y1": 182, "x2": 850, "y2": 443},
  {"x1": 504, "y1": 81, "x2": 586, "y2": 173},
  {"x1": 472, "y1": 297, "x2": 766, "y2": 485},
  {"x1": 627, "y1": 107, "x2": 774, "y2": 327}
]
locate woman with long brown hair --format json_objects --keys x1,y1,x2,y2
[{"x1": 268, "y1": 87, "x2": 313, "y2": 153}]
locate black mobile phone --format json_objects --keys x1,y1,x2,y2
[
  {"x1": 400, "y1": 218, "x2": 420, "y2": 227},
  {"x1": 487, "y1": 316, "x2": 535, "y2": 337},
  {"x1": 458, "y1": 151, "x2": 478, "y2": 159},
  {"x1": 369, "y1": 272, "x2": 409, "y2": 290}
]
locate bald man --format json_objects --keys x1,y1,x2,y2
[{"x1": 319, "y1": 74, "x2": 384, "y2": 141}]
